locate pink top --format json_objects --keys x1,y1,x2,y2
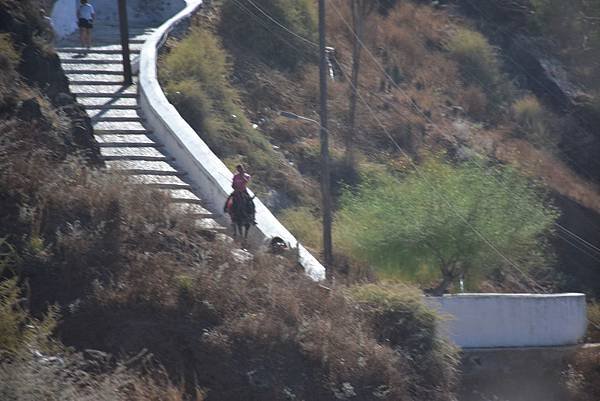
[{"x1": 232, "y1": 172, "x2": 251, "y2": 192}]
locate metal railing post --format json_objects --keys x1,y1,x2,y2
[{"x1": 118, "y1": 0, "x2": 132, "y2": 85}]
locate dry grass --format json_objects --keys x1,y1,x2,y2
[
  {"x1": 565, "y1": 346, "x2": 600, "y2": 401},
  {"x1": 1, "y1": 106, "x2": 459, "y2": 401},
  {"x1": 587, "y1": 302, "x2": 600, "y2": 343},
  {"x1": 0, "y1": 346, "x2": 189, "y2": 401}
]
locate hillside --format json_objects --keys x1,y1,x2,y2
[
  {"x1": 0, "y1": 2, "x2": 462, "y2": 400},
  {"x1": 159, "y1": 0, "x2": 600, "y2": 297},
  {"x1": 0, "y1": 0, "x2": 598, "y2": 400}
]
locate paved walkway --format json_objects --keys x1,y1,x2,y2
[{"x1": 57, "y1": 23, "x2": 229, "y2": 234}]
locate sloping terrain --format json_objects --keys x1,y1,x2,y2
[{"x1": 162, "y1": 0, "x2": 600, "y2": 296}]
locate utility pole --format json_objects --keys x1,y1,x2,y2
[
  {"x1": 318, "y1": 0, "x2": 333, "y2": 271},
  {"x1": 117, "y1": 0, "x2": 132, "y2": 85}
]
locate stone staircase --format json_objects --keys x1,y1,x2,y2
[{"x1": 57, "y1": 25, "x2": 228, "y2": 234}]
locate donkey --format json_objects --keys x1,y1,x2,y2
[{"x1": 224, "y1": 192, "x2": 256, "y2": 240}]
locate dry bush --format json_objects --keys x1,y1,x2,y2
[
  {"x1": 219, "y1": 0, "x2": 317, "y2": 70},
  {"x1": 1, "y1": 115, "x2": 458, "y2": 400},
  {"x1": 350, "y1": 283, "x2": 459, "y2": 400},
  {"x1": 0, "y1": 347, "x2": 189, "y2": 401},
  {"x1": 459, "y1": 86, "x2": 489, "y2": 120},
  {"x1": 445, "y1": 28, "x2": 500, "y2": 89},
  {"x1": 587, "y1": 302, "x2": 600, "y2": 343},
  {"x1": 60, "y1": 248, "x2": 458, "y2": 401},
  {"x1": 565, "y1": 346, "x2": 600, "y2": 401}
]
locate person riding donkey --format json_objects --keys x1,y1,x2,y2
[{"x1": 224, "y1": 164, "x2": 256, "y2": 234}]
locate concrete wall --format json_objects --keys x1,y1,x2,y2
[
  {"x1": 427, "y1": 293, "x2": 587, "y2": 348},
  {"x1": 137, "y1": 0, "x2": 326, "y2": 281},
  {"x1": 50, "y1": 0, "x2": 77, "y2": 38}
]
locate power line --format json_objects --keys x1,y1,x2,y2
[
  {"x1": 233, "y1": 0, "x2": 600, "y2": 271},
  {"x1": 225, "y1": 0, "x2": 578, "y2": 292},
  {"x1": 231, "y1": 0, "x2": 553, "y2": 292},
  {"x1": 244, "y1": 0, "x2": 319, "y2": 48},
  {"x1": 328, "y1": 0, "x2": 600, "y2": 262},
  {"x1": 460, "y1": 0, "x2": 600, "y2": 177},
  {"x1": 229, "y1": 0, "x2": 308, "y2": 55}
]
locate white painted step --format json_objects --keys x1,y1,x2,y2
[
  {"x1": 195, "y1": 218, "x2": 227, "y2": 232},
  {"x1": 70, "y1": 84, "x2": 137, "y2": 96},
  {"x1": 94, "y1": 134, "x2": 158, "y2": 146},
  {"x1": 57, "y1": 45, "x2": 142, "y2": 54},
  {"x1": 59, "y1": 52, "x2": 129, "y2": 61},
  {"x1": 170, "y1": 203, "x2": 214, "y2": 218},
  {"x1": 100, "y1": 147, "x2": 168, "y2": 161},
  {"x1": 87, "y1": 108, "x2": 140, "y2": 120},
  {"x1": 106, "y1": 160, "x2": 179, "y2": 173},
  {"x1": 93, "y1": 121, "x2": 146, "y2": 133},
  {"x1": 78, "y1": 97, "x2": 138, "y2": 107},
  {"x1": 128, "y1": 174, "x2": 192, "y2": 190},
  {"x1": 67, "y1": 73, "x2": 128, "y2": 85},
  {"x1": 162, "y1": 189, "x2": 204, "y2": 204},
  {"x1": 62, "y1": 63, "x2": 126, "y2": 73}
]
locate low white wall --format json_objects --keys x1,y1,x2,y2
[
  {"x1": 427, "y1": 293, "x2": 587, "y2": 348},
  {"x1": 50, "y1": 0, "x2": 78, "y2": 38},
  {"x1": 138, "y1": 0, "x2": 326, "y2": 281}
]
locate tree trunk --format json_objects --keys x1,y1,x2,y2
[{"x1": 431, "y1": 264, "x2": 457, "y2": 296}]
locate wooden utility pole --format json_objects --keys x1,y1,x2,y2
[
  {"x1": 318, "y1": 0, "x2": 333, "y2": 270},
  {"x1": 117, "y1": 0, "x2": 132, "y2": 85}
]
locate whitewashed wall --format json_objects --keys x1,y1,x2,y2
[
  {"x1": 138, "y1": 0, "x2": 326, "y2": 281},
  {"x1": 50, "y1": 0, "x2": 78, "y2": 38},
  {"x1": 427, "y1": 293, "x2": 587, "y2": 348}
]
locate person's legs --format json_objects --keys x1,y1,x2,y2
[
  {"x1": 86, "y1": 26, "x2": 93, "y2": 48},
  {"x1": 83, "y1": 27, "x2": 91, "y2": 48},
  {"x1": 79, "y1": 26, "x2": 85, "y2": 47}
]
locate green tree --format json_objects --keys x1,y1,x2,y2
[{"x1": 336, "y1": 159, "x2": 559, "y2": 294}]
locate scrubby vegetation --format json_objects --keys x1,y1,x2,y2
[
  {"x1": 1, "y1": 5, "x2": 462, "y2": 401},
  {"x1": 220, "y1": 0, "x2": 317, "y2": 70},
  {"x1": 159, "y1": 0, "x2": 600, "y2": 300},
  {"x1": 565, "y1": 346, "x2": 600, "y2": 401},
  {"x1": 3, "y1": 0, "x2": 600, "y2": 400},
  {"x1": 529, "y1": 0, "x2": 600, "y2": 96},
  {"x1": 336, "y1": 158, "x2": 558, "y2": 293},
  {"x1": 160, "y1": 25, "x2": 315, "y2": 204}
]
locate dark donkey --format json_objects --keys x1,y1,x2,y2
[{"x1": 224, "y1": 192, "x2": 256, "y2": 239}]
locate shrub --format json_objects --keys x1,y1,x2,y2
[
  {"x1": 459, "y1": 85, "x2": 489, "y2": 120},
  {"x1": 220, "y1": 0, "x2": 317, "y2": 70},
  {"x1": 0, "y1": 34, "x2": 19, "y2": 71},
  {"x1": 160, "y1": 24, "x2": 311, "y2": 202},
  {"x1": 446, "y1": 28, "x2": 500, "y2": 88},
  {"x1": 445, "y1": 27, "x2": 513, "y2": 110},
  {"x1": 336, "y1": 158, "x2": 559, "y2": 293},
  {"x1": 0, "y1": 33, "x2": 19, "y2": 103},
  {"x1": 587, "y1": 302, "x2": 600, "y2": 343},
  {"x1": 1, "y1": 354, "x2": 189, "y2": 401},
  {"x1": 511, "y1": 95, "x2": 559, "y2": 148},
  {"x1": 350, "y1": 283, "x2": 459, "y2": 400},
  {"x1": 278, "y1": 207, "x2": 322, "y2": 251},
  {"x1": 565, "y1": 346, "x2": 600, "y2": 401}
]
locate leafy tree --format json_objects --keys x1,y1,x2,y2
[{"x1": 336, "y1": 159, "x2": 559, "y2": 294}]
